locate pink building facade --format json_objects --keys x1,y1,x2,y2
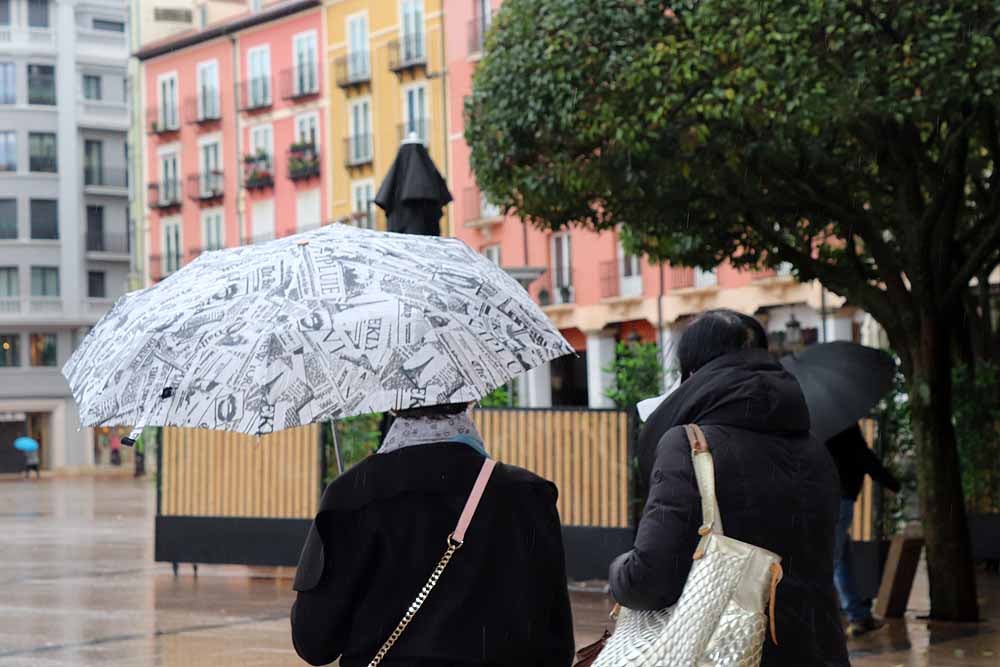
[
  {"x1": 139, "y1": 0, "x2": 327, "y2": 282},
  {"x1": 445, "y1": 0, "x2": 864, "y2": 408}
]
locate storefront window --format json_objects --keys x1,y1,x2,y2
[
  {"x1": 0, "y1": 333, "x2": 17, "y2": 366},
  {"x1": 29, "y1": 332, "x2": 56, "y2": 366}
]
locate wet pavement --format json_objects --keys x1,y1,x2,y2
[{"x1": 1, "y1": 477, "x2": 999, "y2": 666}]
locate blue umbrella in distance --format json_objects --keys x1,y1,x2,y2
[{"x1": 14, "y1": 437, "x2": 39, "y2": 452}]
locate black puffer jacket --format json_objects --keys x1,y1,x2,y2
[{"x1": 610, "y1": 349, "x2": 849, "y2": 666}]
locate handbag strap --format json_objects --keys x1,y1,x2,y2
[
  {"x1": 367, "y1": 458, "x2": 497, "y2": 667},
  {"x1": 683, "y1": 425, "x2": 724, "y2": 542}
]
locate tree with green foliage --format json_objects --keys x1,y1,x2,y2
[
  {"x1": 467, "y1": 0, "x2": 1000, "y2": 620},
  {"x1": 604, "y1": 340, "x2": 665, "y2": 410}
]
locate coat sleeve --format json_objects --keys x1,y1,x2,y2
[
  {"x1": 538, "y1": 487, "x2": 576, "y2": 666},
  {"x1": 290, "y1": 510, "x2": 373, "y2": 666},
  {"x1": 858, "y1": 444, "x2": 901, "y2": 492},
  {"x1": 609, "y1": 428, "x2": 701, "y2": 610}
]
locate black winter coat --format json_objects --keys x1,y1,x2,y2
[
  {"x1": 610, "y1": 349, "x2": 850, "y2": 667},
  {"x1": 290, "y1": 444, "x2": 575, "y2": 667},
  {"x1": 827, "y1": 423, "x2": 900, "y2": 500}
]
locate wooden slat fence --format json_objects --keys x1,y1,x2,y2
[
  {"x1": 851, "y1": 418, "x2": 879, "y2": 541},
  {"x1": 475, "y1": 408, "x2": 632, "y2": 528},
  {"x1": 160, "y1": 425, "x2": 320, "y2": 519}
]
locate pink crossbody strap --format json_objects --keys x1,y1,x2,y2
[
  {"x1": 367, "y1": 457, "x2": 497, "y2": 667},
  {"x1": 451, "y1": 458, "x2": 497, "y2": 544}
]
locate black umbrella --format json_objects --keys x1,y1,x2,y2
[
  {"x1": 374, "y1": 139, "x2": 452, "y2": 236},
  {"x1": 780, "y1": 342, "x2": 895, "y2": 442}
]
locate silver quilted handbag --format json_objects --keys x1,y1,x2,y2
[{"x1": 592, "y1": 424, "x2": 783, "y2": 667}]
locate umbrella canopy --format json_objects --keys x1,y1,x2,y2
[
  {"x1": 13, "y1": 437, "x2": 38, "y2": 452},
  {"x1": 374, "y1": 140, "x2": 452, "y2": 235},
  {"x1": 63, "y1": 225, "x2": 572, "y2": 438},
  {"x1": 780, "y1": 342, "x2": 895, "y2": 442}
]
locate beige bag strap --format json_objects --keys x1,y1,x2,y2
[
  {"x1": 683, "y1": 425, "x2": 724, "y2": 541},
  {"x1": 367, "y1": 458, "x2": 497, "y2": 667}
]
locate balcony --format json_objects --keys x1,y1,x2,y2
[
  {"x1": 239, "y1": 78, "x2": 272, "y2": 112},
  {"x1": 186, "y1": 171, "x2": 224, "y2": 202},
  {"x1": 537, "y1": 270, "x2": 575, "y2": 307},
  {"x1": 280, "y1": 66, "x2": 320, "y2": 101},
  {"x1": 335, "y1": 52, "x2": 371, "y2": 88},
  {"x1": 86, "y1": 298, "x2": 114, "y2": 315},
  {"x1": 344, "y1": 134, "x2": 373, "y2": 168},
  {"x1": 599, "y1": 260, "x2": 644, "y2": 300},
  {"x1": 468, "y1": 14, "x2": 495, "y2": 57},
  {"x1": 86, "y1": 231, "x2": 130, "y2": 258},
  {"x1": 183, "y1": 94, "x2": 221, "y2": 125},
  {"x1": 0, "y1": 27, "x2": 55, "y2": 50},
  {"x1": 83, "y1": 166, "x2": 128, "y2": 192},
  {"x1": 288, "y1": 143, "x2": 320, "y2": 181},
  {"x1": 148, "y1": 181, "x2": 182, "y2": 210},
  {"x1": 27, "y1": 77, "x2": 56, "y2": 105},
  {"x1": 28, "y1": 297, "x2": 62, "y2": 313},
  {"x1": 147, "y1": 106, "x2": 180, "y2": 135},
  {"x1": 397, "y1": 119, "x2": 430, "y2": 146},
  {"x1": 671, "y1": 267, "x2": 694, "y2": 289},
  {"x1": 29, "y1": 155, "x2": 57, "y2": 173},
  {"x1": 388, "y1": 34, "x2": 426, "y2": 73},
  {"x1": 462, "y1": 187, "x2": 503, "y2": 232},
  {"x1": 76, "y1": 27, "x2": 127, "y2": 62},
  {"x1": 243, "y1": 153, "x2": 274, "y2": 190},
  {"x1": 78, "y1": 99, "x2": 129, "y2": 131}
]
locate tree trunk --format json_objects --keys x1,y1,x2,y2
[{"x1": 906, "y1": 315, "x2": 980, "y2": 621}]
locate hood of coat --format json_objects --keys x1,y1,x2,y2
[{"x1": 636, "y1": 348, "x2": 810, "y2": 481}]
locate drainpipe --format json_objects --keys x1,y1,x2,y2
[
  {"x1": 657, "y1": 261, "x2": 666, "y2": 389},
  {"x1": 231, "y1": 34, "x2": 245, "y2": 246}
]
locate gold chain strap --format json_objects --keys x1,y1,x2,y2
[{"x1": 366, "y1": 537, "x2": 463, "y2": 667}]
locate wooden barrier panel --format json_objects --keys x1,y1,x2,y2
[
  {"x1": 474, "y1": 408, "x2": 631, "y2": 528},
  {"x1": 160, "y1": 425, "x2": 320, "y2": 519},
  {"x1": 851, "y1": 418, "x2": 879, "y2": 542}
]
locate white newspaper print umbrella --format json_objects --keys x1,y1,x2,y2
[{"x1": 63, "y1": 225, "x2": 572, "y2": 440}]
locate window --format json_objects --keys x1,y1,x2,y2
[
  {"x1": 87, "y1": 271, "x2": 106, "y2": 298},
  {"x1": 618, "y1": 240, "x2": 642, "y2": 298},
  {"x1": 295, "y1": 112, "x2": 319, "y2": 148},
  {"x1": 198, "y1": 3, "x2": 208, "y2": 28},
  {"x1": 347, "y1": 14, "x2": 370, "y2": 79},
  {"x1": 27, "y1": 0, "x2": 49, "y2": 28},
  {"x1": 250, "y1": 199, "x2": 274, "y2": 241},
  {"x1": 694, "y1": 266, "x2": 718, "y2": 289},
  {"x1": 250, "y1": 124, "x2": 273, "y2": 161},
  {"x1": 293, "y1": 31, "x2": 318, "y2": 96},
  {"x1": 349, "y1": 99, "x2": 372, "y2": 162},
  {"x1": 158, "y1": 73, "x2": 179, "y2": 130},
  {"x1": 202, "y1": 209, "x2": 224, "y2": 250},
  {"x1": 351, "y1": 180, "x2": 375, "y2": 229},
  {"x1": 30, "y1": 267, "x2": 58, "y2": 296},
  {"x1": 0, "y1": 63, "x2": 15, "y2": 104},
  {"x1": 30, "y1": 200, "x2": 57, "y2": 240},
  {"x1": 483, "y1": 244, "x2": 501, "y2": 266},
  {"x1": 83, "y1": 75, "x2": 102, "y2": 100},
  {"x1": 196, "y1": 60, "x2": 219, "y2": 120},
  {"x1": 250, "y1": 0, "x2": 262, "y2": 11},
  {"x1": 296, "y1": 189, "x2": 320, "y2": 231},
  {"x1": 0, "y1": 131, "x2": 15, "y2": 172},
  {"x1": 27, "y1": 64, "x2": 55, "y2": 106},
  {"x1": 159, "y1": 152, "x2": 179, "y2": 203},
  {"x1": 471, "y1": 0, "x2": 492, "y2": 53},
  {"x1": 86, "y1": 206, "x2": 104, "y2": 251},
  {"x1": 247, "y1": 46, "x2": 271, "y2": 107},
  {"x1": 550, "y1": 233, "x2": 573, "y2": 303},
  {"x1": 93, "y1": 18, "x2": 124, "y2": 32},
  {"x1": 199, "y1": 139, "x2": 221, "y2": 195},
  {"x1": 0, "y1": 1, "x2": 9, "y2": 26},
  {"x1": 400, "y1": 0, "x2": 425, "y2": 62},
  {"x1": 0, "y1": 199, "x2": 14, "y2": 238},
  {"x1": 28, "y1": 132, "x2": 56, "y2": 172},
  {"x1": 84, "y1": 140, "x2": 103, "y2": 185},
  {"x1": 153, "y1": 7, "x2": 192, "y2": 23},
  {"x1": 29, "y1": 333, "x2": 56, "y2": 367},
  {"x1": 0, "y1": 333, "x2": 18, "y2": 367},
  {"x1": 0, "y1": 267, "x2": 16, "y2": 297},
  {"x1": 403, "y1": 85, "x2": 428, "y2": 143},
  {"x1": 162, "y1": 219, "x2": 182, "y2": 274}
]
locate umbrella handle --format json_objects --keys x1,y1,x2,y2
[{"x1": 330, "y1": 421, "x2": 344, "y2": 475}]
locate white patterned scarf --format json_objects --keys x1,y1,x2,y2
[{"x1": 378, "y1": 409, "x2": 487, "y2": 456}]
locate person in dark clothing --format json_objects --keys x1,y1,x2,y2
[
  {"x1": 827, "y1": 423, "x2": 900, "y2": 637},
  {"x1": 610, "y1": 309, "x2": 849, "y2": 667},
  {"x1": 291, "y1": 403, "x2": 575, "y2": 667}
]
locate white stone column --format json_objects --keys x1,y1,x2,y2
[
  {"x1": 517, "y1": 362, "x2": 553, "y2": 408},
  {"x1": 586, "y1": 333, "x2": 617, "y2": 408},
  {"x1": 57, "y1": 0, "x2": 82, "y2": 320},
  {"x1": 827, "y1": 315, "x2": 855, "y2": 342}
]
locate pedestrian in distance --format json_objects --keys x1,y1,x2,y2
[
  {"x1": 827, "y1": 423, "x2": 901, "y2": 638},
  {"x1": 291, "y1": 401, "x2": 575, "y2": 667},
  {"x1": 610, "y1": 309, "x2": 850, "y2": 667},
  {"x1": 23, "y1": 446, "x2": 40, "y2": 480}
]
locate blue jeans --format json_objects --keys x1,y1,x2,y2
[{"x1": 834, "y1": 498, "x2": 872, "y2": 623}]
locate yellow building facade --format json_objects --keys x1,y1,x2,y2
[{"x1": 324, "y1": 0, "x2": 449, "y2": 233}]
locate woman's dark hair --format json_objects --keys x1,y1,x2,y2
[
  {"x1": 676, "y1": 309, "x2": 768, "y2": 381},
  {"x1": 393, "y1": 402, "x2": 471, "y2": 419}
]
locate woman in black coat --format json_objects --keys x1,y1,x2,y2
[
  {"x1": 290, "y1": 403, "x2": 575, "y2": 667},
  {"x1": 610, "y1": 310, "x2": 850, "y2": 666}
]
